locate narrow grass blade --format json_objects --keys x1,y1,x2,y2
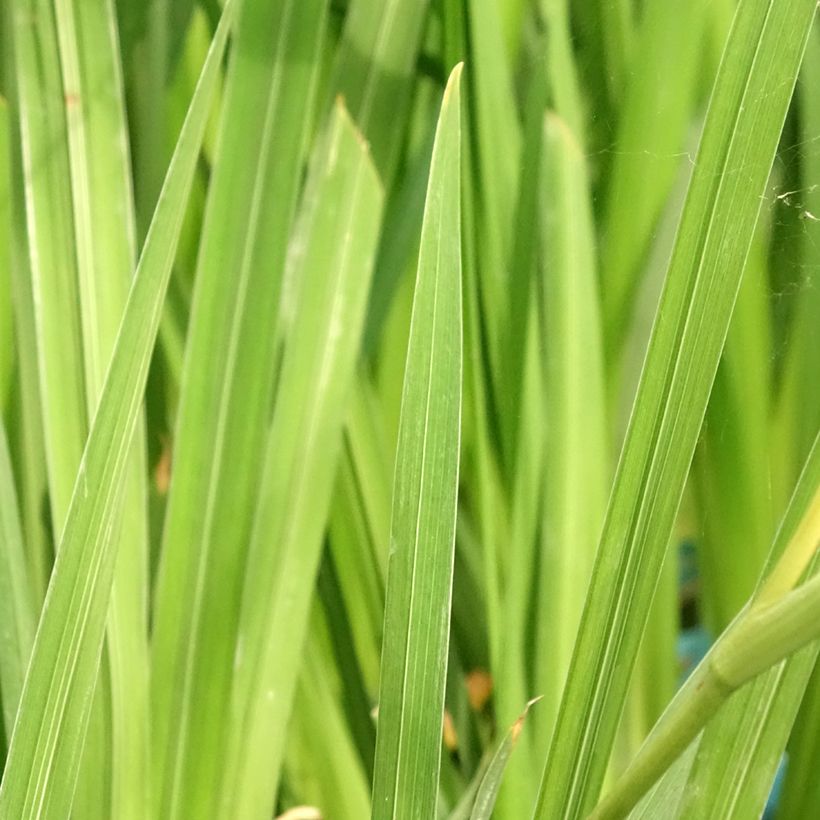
[
  {"x1": 328, "y1": 377, "x2": 392, "y2": 694},
  {"x1": 283, "y1": 605, "x2": 372, "y2": 819},
  {"x1": 670, "y1": 438, "x2": 820, "y2": 819},
  {"x1": 598, "y1": 0, "x2": 635, "y2": 103},
  {"x1": 601, "y1": 0, "x2": 707, "y2": 357},
  {"x1": 533, "y1": 1, "x2": 818, "y2": 816},
  {"x1": 778, "y1": 656, "x2": 820, "y2": 818},
  {"x1": 589, "y1": 431, "x2": 820, "y2": 819},
  {"x1": 149, "y1": 3, "x2": 327, "y2": 816},
  {"x1": 626, "y1": 741, "x2": 699, "y2": 820},
  {"x1": 3, "y1": 88, "x2": 51, "y2": 606},
  {"x1": 445, "y1": 4, "x2": 506, "y2": 698},
  {"x1": 50, "y1": 1, "x2": 151, "y2": 813},
  {"x1": 468, "y1": 698, "x2": 539, "y2": 820},
  {"x1": 216, "y1": 100, "x2": 383, "y2": 820},
  {"x1": 772, "y1": 23, "x2": 820, "y2": 494},
  {"x1": 0, "y1": 102, "x2": 12, "y2": 413},
  {"x1": 0, "y1": 420, "x2": 35, "y2": 736},
  {"x1": 371, "y1": 63, "x2": 463, "y2": 820},
  {"x1": 10, "y1": 0, "x2": 86, "y2": 544},
  {"x1": 0, "y1": 10, "x2": 230, "y2": 816},
  {"x1": 493, "y1": 304, "x2": 542, "y2": 818},
  {"x1": 696, "y1": 232, "x2": 773, "y2": 630},
  {"x1": 536, "y1": 0, "x2": 584, "y2": 141},
  {"x1": 463, "y1": 0, "x2": 519, "y2": 433},
  {"x1": 534, "y1": 111, "x2": 608, "y2": 747},
  {"x1": 331, "y1": 0, "x2": 430, "y2": 186}
]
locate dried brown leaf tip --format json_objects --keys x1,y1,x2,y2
[
  {"x1": 511, "y1": 696, "x2": 542, "y2": 745},
  {"x1": 442, "y1": 710, "x2": 459, "y2": 751},
  {"x1": 154, "y1": 436, "x2": 172, "y2": 495},
  {"x1": 466, "y1": 669, "x2": 493, "y2": 711}
]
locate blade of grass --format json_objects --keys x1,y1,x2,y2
[
  {"x1": 443, "y1": 2, "x2": 505, "y2": 704},
  {"x1": 600, "y1": 0, "x2": 707, "y2": 359},
  {"x1": 598, "y1": 0, "x2": 635, "y2": 104},
  {"x1": 10, "y1": 0, "x2": 86, "y2": 549},
  {"x1": 0, "y1": 101, "x2": 12, "y2": 414},
  {"x1": 326, "y1": 0, "x2": 441, "y2": 725},
  {"x1": 533, "y1": 1, "x2": 819, "y2": 816},
  {"x1": 772, "y1": 23, "x2": 820, "y2": 496},
  {"x1": 493, "y1": 302, "x2": 542, "y2": 819},
  {"x1": 328, "y1": 377, "x2": 392, "y2": 695},
  {"x1": 0, "y1": 420, "x2": 35, "y2": 737},
  {"x1": 498, "y1": 40, "x2": 546, "y2": 474},
  {"x1": 672, "y1": 159, "x2": 820, "y2": 818},
  {"x1": 50, "y1": 2, "x2": 151, "y2": 814},
  {"x1": 215, "y1": 99, "x2": 383, "y2": 820},
  {"x1": 534, "y1": 110, "x2": 608, "y2": 748},
  {"x1": 463, "y1": 0, "x2": 519, "y2": 454},
  {"x1": 589, "y1": 433, "x2": 820, "y2": 819},
  {"x1": 125, "y1": 0, "x2": 169, "y2": 240},
  {"x1": 695, "y1": 230, "x2": 774, "y2": 631},
  {"x1": 149, "y1": 3, "x2": 328, "y2": 816},
  {"x1": 10, "y1": 0, "x2": 146, "y2": 810},
  {"x1": 615, "y1": 531, "x2": 678, "y2": 770},
  {"x1": 772, "y1": 44, "x2": 820, "y2": 808},
  {"x1": 316, "y1": 551, "x2": 379, "y2": 777},
  {"x1": 0, "y1": 9, "x2": 230, "y2": 816},
  {"x1": 535, "y1": 0, "x2": 584, "y2": 142},
  {"x1": 2, "y1": 61, "x2": 51, "y2": 606},
  {"x1": 283, "y1": 604, "x2": 372, "y2": 820},
  {"x1": 363, "y1": 96, "x2": 436, "y2": 353},
  {"x1": 778, "y1": 655, "x2": 820, "y2": 819},
  {"x1": 371, "y1": 63, "x2": 463, "y2": 820},
  {"x1": 330, "y1": 0, "x2": 431, "y2": 187},
  {"x1": 625, "y1": 740, "x2": 699, "y2": 820},
  {"x1": 468, "y1": 698, "x2": 540, "y2": 820}
]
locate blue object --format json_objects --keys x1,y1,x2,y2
[{"x1": 676, "y1": 626, "x2": 711, "y2": 685}]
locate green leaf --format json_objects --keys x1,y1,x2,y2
[
  {"x1": 626, "y1": 740, "x2": 699, "y2": 820},
  {"x1": 2, "y1": 89, "x2": 51, "y2": 607},
  {"x1": 331, "y1": 0, "x2": 431, "y2": 186},
  {"x1": 284, "y1": 604, "x2": 373, "y2": 819},
  {"x1": 588, "y1": 433, "x2": 820, "y2": 818},
  {"x1": 10, "y1": 0, "x2": 86, "y2": 545},
  {"x1": 778, "y1": 657, "x2": 820, "y2": 819},
  {"x1": 534, "y1": 111, "x2": 608, "y2": 748},
  {"x1": 328, "y1": 376, "x2": 392, "y2": 695},
  {"x1": 696, "y1": 231, "x2": 774, "y2": 630},
  {"x1": 0, "y1": 420, "x2": 35, "y2": 737},
  {"x1": 601, "y1": 0, "x2": 707, "y2": 356},
  {"x1": 462, "y1": 0, "x2": 519, "y2": 434},
  {"x1": 773, "y1": 23, "x2": 820, "y2": 497},
  {"x1": 468, "y1": 698, "x2": 539, "y2": 820},
  {"x1": 492, "y1": 304, "x2": 542, "y2": 818},
  {"x1": 0, "y1": 102, "x2": 13, "y2": 414},
  {"x1": 673, "y1": 436, "x2": 820, "y2": 819},
  {"x1": 148, "y1": 2, "x2": 328, "y2": 816},
  {"x1": 533, "y1": 1, "x2": 819, "y2": 816},
  {"x1": 371, "y1": 63, "x2": 463, "y2": 820},
  {"x1": 0, "y1": 7, "x2": 230, "y2": 816},
  {"x1": 50, "y1": 1, "x2": 151, "y2": 813},
  {"x1": 215, "y1": 99, "x2": 383, "y2": 820}
]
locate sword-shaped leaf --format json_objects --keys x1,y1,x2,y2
[
  {"x1": 533, "y1": 0, "x2": 818, "y2": 816},
  {"x1": 0, "y1": 9, "x2": 230, "y2": 816},
  {"x1": 216, "y1": 100, "x2": 383, "y2": 820},
  {"x1": 371, "y1": 63, "x2": 463, "y2": 820}
]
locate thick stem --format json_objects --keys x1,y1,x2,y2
[
  {"x1": 590, "y1": 551, "x2": 820, "y2": 820},
  {"x1": 588, "y1": 657, "x2": 730, "y2": 820}
]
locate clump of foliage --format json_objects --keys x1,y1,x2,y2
[{"x1": 0, "y1": 0, "x2": 819, "y2": 819}]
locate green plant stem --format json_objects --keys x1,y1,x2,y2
[{"x1": 590, "y1": 482, "x2": 820, "y2": 820}]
